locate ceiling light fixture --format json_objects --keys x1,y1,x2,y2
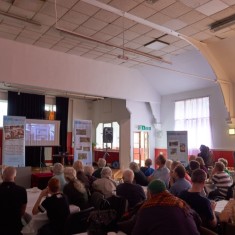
[
  {"x1": 0, "y1": 10, "x2": 41, "y2": 26},
  {"x1": 210, "y1": 13, "x2": 235, "y2": 32},
  {"x1": 145, "y1": 39, "x2": 169, "y2": 50}
]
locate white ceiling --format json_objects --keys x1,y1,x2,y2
[{"x1": 0, "y1": 0, "x2": 235, "y2": 96}]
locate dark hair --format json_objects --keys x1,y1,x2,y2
[
  {"x1": 215, "y1": 162, "x2": 225, "y2": 172},
  {"x1": 189, "y1": 160, "x2": 200, "y2": 171},
  {"x1": 145, "y1": 158, "x2": 152, "y2": 167},
  {"x1": 191, "y1": 169, "x2": 207, "y2": 183},
  {"x1": 156, "y1": 154, "x2": 166, "y2": 165},
  {"x1": 174, "y1": 164, "x2": 186, "y2": 178}
]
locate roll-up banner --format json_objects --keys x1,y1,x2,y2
[
  {"x1": 74, "y1": 119, "x2": 92, "y2": 165},
  {"x1": 167, "y1": 131, "x2": 188, "y2": 166},
  {"x1": 2, "y1": 115, "x2": 26, "y2": 167}
]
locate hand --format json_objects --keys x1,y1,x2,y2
[
  {"x1": 40, "y1": 187, "x2": 49, "y2": 197},
  {"x1": 210, "y1": 200, "x2": 217, "y2": 211}
]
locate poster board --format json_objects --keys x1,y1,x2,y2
[
  {"x1": 2, "y1": 115, "x2": 26, "y2": 167},
  {"x1": 74, "y1": 119, "x2": 92, "y2": 165},
  {"x1": 167, "y1": 131, "x2": 188, "y2": 166}
]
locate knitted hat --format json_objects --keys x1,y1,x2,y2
[{"x1": 148, "y1": 179, "x2": 166, "y2": 194}]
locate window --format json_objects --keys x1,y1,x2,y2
[
  {"x1": 174, "y1": 97, "x2": 211, "y2": 150},
  {"x1": 0, "y1": 100, "x2": 7, "y2": 127},
  {"x1": 45, "y1": 104, "x2": 56, "y2": 112},
  {"x1": 96, "y1": 122, "x2": 120, "y2": 150}
]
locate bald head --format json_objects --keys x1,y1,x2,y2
[
  {"x1": 122, "y1": 169, "x2": 134, "y2": 183},
  {"x1": 2, "y1": 166, "x2": 16, "y2": 182}
]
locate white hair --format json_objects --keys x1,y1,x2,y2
[
  {"x1": 101, "y1": 167, "x2": 112, "y2": 178},
  {"x1": 122, "y1": 169, "x2": 134, "y2": 183},
  {"x1": 98, "y1": 158, "x2": 106, "y2": 168}
]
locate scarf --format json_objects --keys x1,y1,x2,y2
[{"x1": 141, "y1": 190, "x2": 190, "y2": 215}]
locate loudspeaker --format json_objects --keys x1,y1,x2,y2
[{"x1": 103, "y1": 127, "x2": 113, "y2": 143}]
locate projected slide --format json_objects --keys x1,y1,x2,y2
[{"x1": 25, "y1": 119, "x2": 60, "y2": 146}]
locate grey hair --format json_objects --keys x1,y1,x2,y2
[
  {"x1": 64, "y1": 167, "x2": 86, "y2": 193},
  {"x1": 129, "y1": 162, "x2": 139, "y2": 172},
  {"x1": 101, "y1": 167, "x2": 112, "y2": 178},
  {"x1": 84, "y1": 165, "x2": 94, "y2": 176},
  {"x1": 98, "y1": 158, "x2": 106, "y2": 168},
  {"x1": 122, "y1": 169, "x2": 134, "y2": 183},
  {"x1": 52, "y1": 163, "x2": 64, "y2": 175}
]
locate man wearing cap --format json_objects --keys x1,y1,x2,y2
[{"x1": 132, "y1": 179, "x2": 200, "y2": 235}]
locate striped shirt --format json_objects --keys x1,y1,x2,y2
[{"x1": 212, "y1": 171, "x2": 233, "y2": 197}]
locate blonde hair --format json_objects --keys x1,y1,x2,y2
[
  {"x1": 97, "y1": 158, "x2": 106, "y2": 168},
  {"x1": 129, "y1": 162, "x2": 139, "y2": 172},
  {"x1": 64, "y1": 167, "x2": 86, "y2": 193},
  {"x1": 84, "y1": 165, "x2": 94, "y2": 176},
  {"x1": 196, "y1": 157, "x2": 205, "y2": 166}
]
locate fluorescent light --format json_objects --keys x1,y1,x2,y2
[
  {"x1": 229, "y1": 128, "x2": 235, "y2": 135},
  {"x1": 210, "y1": 13, "x2": 235, "y2": 32},
  {"x1": 144, "y1": 39, "x2": 169, "y2": 50}
]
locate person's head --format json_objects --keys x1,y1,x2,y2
[
  {"x1": 64, "y1": 167, "x2": 77, "y2": 182},
  {"x1": 48, "y1": 177, "x2": 60, "y2": 194},
  {"x1": 155, "y1": 154, "x2": 166, "y2": 167},
  {"x1": 145, "y1": 158, "x2": 152, "y2": 167},
  {"x1": 189, "y1": 155, "x2": 196, "y2": 162},
  {"x1": 84, "y1": 165, "x2": 94, "y2": 176},
  {"x1": 52, "y1": 163, "x2": 64, "y2": 175},
  {"x1": 218, "y1": 158, "x2": 228, "y2": 168},
  {"x1": 200, "y1": 145, "x2": 207, "y2": 152},
  {"x1": 129, "y1": 162, "x2": 139, "y2": 172},
  {"x1": 148, "y1": 179, "x2": 166, "y2": 197},
  {"x1": 2, "y1": 166, "x2": 16, "y2": 182},
  {"x1": 122, "y1": 169, "x2": 134, "y2": 183},
  {"x1": 214, "y1": 161, "x2": 225, "y2": 172},
  {"x1": 166, "y1": 159, "x2": 173, "y2": 170},
  {"x1": 191, "y1": 169, "x2": 207, "y2": 184},
  {"x1": 174, "y1": 164, "x2": 186, "y2": 179},
  {"x1": 101, "y1": 167, "x2": 112, "y2": 179},
  {"x1": 170, "y1": 161, "x2": 180, "y2": 172},
  {"x1": 189, "y1": 160, "x2": 200, "y2": 171},
  {"x1": 97, "y1": 158, "x2": 106, "y2": 168},
  {"x1": 196, "y1": 156, "x2": 205, "y2": 166},
  {"x1": 73, "y1": 160, "x2": 84, "y2": 172}
]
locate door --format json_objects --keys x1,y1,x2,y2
[{"x1": 133, "y1": 131, "x2": 149, "y2": 166}]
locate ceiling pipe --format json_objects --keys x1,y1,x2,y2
[{"x1": 55, "y1": 26, "x2": 171, "y2": 64}]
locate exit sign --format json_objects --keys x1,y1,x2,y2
[{"x1": 138, "y1": 125, "x2": 151, "y2": 131}]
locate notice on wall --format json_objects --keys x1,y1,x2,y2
[
  {"x1": 2, "y1": 115, "x2": 26, "y2": 167},
  {"x1": 74, "y1": 119, "x2": 92, "y2": 165},
  {"x1": 167, "y1": 131, "x2": 188, "y2": 166}
]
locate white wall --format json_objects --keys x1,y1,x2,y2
[
  {"x1": 158, "y1": 85, "x2": 235, "y2": 150},
  {"x1": 126, "y1": 100, "x2": 157, "y2": 166},
  {"x1": 0, "y1": 38, "x2": 160, "y2": 103}
]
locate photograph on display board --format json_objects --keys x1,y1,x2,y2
[
  {"x1": 78, "y1": 153, "x2": 87, "y2": 160},
  {"x1": 76, "y1": 129, "x2": 87, "y2": 135}
]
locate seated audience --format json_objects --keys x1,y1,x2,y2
[
  {"x1": 116, "y1": 169, "x2": 146, "y2": 209},
  {"x1": 196, "y1": 156, "x2": 209, "y2": 176},
  {"x1": 132, "y1": 179, "x2": 200, "y2": 235},
  {"x1": 84, "y1": 165, "x2": 97, "y2": 188},
  {"x1": 52, "y1": 163, "x2": 67, "y2": 191},
  {"x1": 73, "y1": 160, "x2": 90, "y2": 192},
  {"x1": 63, "y1": 167, "x2": 89, "y2": 209},
  {"x1": 208, "y1": 161, "x2": 233, "y2": 200},
  {"x1": 185, "y1": 155, "x2": 197, "y2": 172},
  {"x1": 92, "y1": 166, "x2": 117, "y2": 198},
  {"x1": 179, "y1": 169, "x2": 217, "y2": 229},
  {"x1": 219, "y1": 199, "x2": 235, "y2": 223},
  {"x1": 218, "y1": 158, "x2": 230, "y2": 176},
  {"x1": 150, "y1": 154, "x2": 170, "y2": 188},
  {"x1": 0, "y1": 166, "x2": 27, "y2": 235},
  {"x1": 129, "y1": 162, "x2": 148, "y2": 186},
  {"x1": 32, "y1": 178, "x2": 70, "y2": 235},
  {"x1": 188, "y1": 160, "x2": 200, "y2": 176},
  {"x1": 92, "y1": 158, "x2": 106, "y2": 178},
  {"x1": 140, "y1": 158, "x2": 154, "y2": 177},
  {"x1": 169, "y1": 164, "x2": 192, "y2": 196}
]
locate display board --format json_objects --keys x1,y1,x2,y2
[
  {"x1": 2, "y1": 115, "x2": 26, "y2": 167},
  {"x1": 25, "y1": 119, "x2": 60, "y2": 146},
  {"x1": 167, "y1": 131, "x2": 188, "y2": 166}
]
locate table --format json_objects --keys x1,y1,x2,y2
[
  {"x1": 22, "y1": 188, "x2": 80, "y2": 235},
  {"x1": 31, "y1": 172, "x2": 53, "y2": 190}
]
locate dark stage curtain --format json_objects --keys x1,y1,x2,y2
[
  {"x1": 7, "y1": 91, "x2": 45, "y2": 167},
  {"x1": 56, "y1": 97, "x2": 69, "y2": 155}
]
